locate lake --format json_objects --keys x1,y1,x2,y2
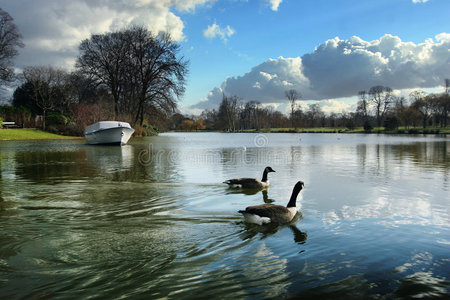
[{"x1": 0, "y1": 132, "x2": 449, "y2": 299}]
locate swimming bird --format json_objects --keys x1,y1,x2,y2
[
  {"x1": 238, "y1": 181, "x2": 304, "y2": 225},
  {"x1": 224, "y1": 166, "x2": 276, "y2": 189}
]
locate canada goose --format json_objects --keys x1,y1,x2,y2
[
  {"x1": 224, "y1": 166, "x2": 276, "y2": 189},
  {"x1": 238, "y1": 181, "x2": 304, "y2": 225}
]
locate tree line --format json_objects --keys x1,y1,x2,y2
[
  {"x1": 175, "y1": 83, "x2": 449, "y2": 132},
  {"x1": 0, "y1": 8, "x2": 188, "y2": 135}
]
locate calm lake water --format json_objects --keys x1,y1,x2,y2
[{"x1": 0, "y1": 132, "x2": 449, "y2": 299}]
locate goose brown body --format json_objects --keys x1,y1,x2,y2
[
  {"x1": 241, "y1": 204, "x2": 298, "y2": 223},
  {"x1": 224, "y1": 167, "x2": 275, "y2": 189},
  {"x1": 239, "y1": 181, "x2": 304, "y2": 225}
]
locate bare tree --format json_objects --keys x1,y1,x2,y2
[
  {"x1": 76, "y1": 31, "x2": 129, "y2": 118},
  {"x1": 67, "y1": 70, "x2": 103, "y2": 105},
  {"x1": 445, "y1": 78, "x2": 449, "y2": 95},
  {"x1": 125, "y1": 29, "x2": 188, "y2": 126},
  {"x1": 76, "y1": 26, "x2": 188, "y2": 125},
  {"x1": 410, "y1": 90, "x2": 431, "y2": 128},
  {"x1": 0, "y1": 8, "x2": 24, "y2": 86},
  {"x1": 357, "y1": 91, "x2": 369, "y2": 120},
  {"x1": 440, "y1": 93, "x2": 450, "y2": 127},
  {"x1": 305, "y1": 103, "x2": 324, "y2": 127},
  {"x1": 369, "y1": 85, "x2": 393, "y2": 127},
  {"x1": 409, "y1": 90, "x2": 426, "y2": 103},
  {"x1": 285, "y1": 89, "x2": 301, "y2": 128},
  {"x1": 428, "y1": 93, "x2": 450, "y2": 128},
  {"x1": 218, "y1": 94, "x2": 240, "y2": 132},
  {"x1": 240, "y1": 100, "x2": 263, "y2": 130},
  {"x1": 23, "y1": 66, "x2": 69, "y2": 131}
]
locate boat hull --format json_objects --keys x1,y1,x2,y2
[{"x1": 85, "y1": 127, "x2": 134, "y2": 145}]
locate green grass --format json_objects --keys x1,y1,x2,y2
[
  {"x1": 0, "y1": 129, "x2": 79, "y2": 140},
  {"x1": 258, "y1": 127, "x2": 359, "y2": 133},
  {"x1": 244, "y1": 126, "x2": 450, "y2": 134}
]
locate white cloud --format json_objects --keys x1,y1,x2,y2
[
  {"x1": 171, "y1": 0, "x2": 217, "y2": 12},
  {"x1": 267, "y1": 0, "x2": 283, "y2": 11},
  {"x1": 316, "y1": 99, "x2": 355, "y2": 114},
  {"x1": 412, "y1": 0, "x2": 429, "y2": 3},
  {"x1": 192, "y1": 33, "x2": 450, "y2": 110},
  {"x1": 2, "y1": 0, "x2": 214, "y2": 69},
  {"x1": 203, "y1": 22, "x2": 235, "y2": 42},
  {"x1": 436, "y1": 32, "x2": 450, "y2": 41}
]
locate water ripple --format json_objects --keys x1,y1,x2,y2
[{"x1": 1, "y1": 135, "x2": 449, "y2": 299}]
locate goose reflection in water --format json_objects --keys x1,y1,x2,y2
[
  {"x1": 238, "y1": 213, "x2": 308, "y2": 245},
  {"x1": 226, "y1": 189, "x2": 275, "y2": 203}
]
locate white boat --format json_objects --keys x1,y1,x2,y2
[{"x1": 84, "y1": 121, "x2": 135, "y2": 145}]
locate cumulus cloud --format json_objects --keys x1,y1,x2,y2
[
  {"x1": 3, "y1": 0, "x2": 213, "y2": 69},
  {"x1": 192, "y1": 33, "x2": 450, "y2": 110},
  {"x1": 412, "y1": 0, "x2": 429, "y2": 3},
  {"x1": 315, "y1": 99, "x2": 356, "y2": 114},
  {"x1": 203, "y1": 22, "x2": 235, "y2": 42},
  {"x1": 267, "y1": 0, "x2": 283, "y2": 11}
]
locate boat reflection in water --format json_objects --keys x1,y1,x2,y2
[
  {"x1": 84, "y1": 121, "x2": 134, "y2": 145},
  {"x1": 84, "y1": 144, "x2": 134, "y2": 174}
]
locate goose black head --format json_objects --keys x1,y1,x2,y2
[
  {"x1": 294, "y1": 181, "x2": 305, "y2": 191},
  {"x1": 286, "y1": 181, "x2": 305, "y2": 208},
  {"x1": 265, "y1": 166, "x2": 276, "y2": 173}
]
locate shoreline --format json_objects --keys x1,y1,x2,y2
[
  {"x1": 168, "y1": 127, "x2": 450, "y2": 135},
  {"x1": 1, "y1": 127, "x2": 448, "y2": 141},
  {"x1": 0, "y1": 129, "x2": 80, "y2": 141}
]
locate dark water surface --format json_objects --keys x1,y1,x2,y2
[{"x1": 0, "y1": 132, "x2": 449, "y2": 299}]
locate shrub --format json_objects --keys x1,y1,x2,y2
[
  {"x1": 363, "y1": 120, "x2": 373, "y2": 132},
  {"x1": 46, "y1": 125, "x2": 59, "y2": 133},
  {"x1": 134, "y1": 125, "x2": 158, "y2": 137},
  {"x1": 63, "y1": 123, "x2": 84, "y2": 136},
  {"x1": 143, "y1": 125, "x2": 158, "y2": 136},
  {"x1": 345, "y1": 120, "x2": 356, "y2": 130},
  {"x1": 0, "y1": 117, "x2": 3, "y2": 128},
  {"x1": 384, "y1": 116, "x2": 399, "y2": 131},
  {"x1": 47, "y1": 112, "x2": 69, "y2": 126}
]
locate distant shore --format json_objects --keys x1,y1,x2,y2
[
  {"x1": 175, "y1": 127, "x2": 450, "y2": 135},
  {"x1": 249, "y1": 127, "x2": 449, "y2": 134},
  {"x1": 1, "y1": 126, "x2": 449, "y2": 141}
]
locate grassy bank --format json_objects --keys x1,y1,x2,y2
[
  {"x1": 0, "y1": 129, "x2": 80, "y2": 140},
  {"x1": 245, "y1": 126, "x2": 450, "y2": 134}
]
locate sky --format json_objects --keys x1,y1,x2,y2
[{"x1": 1, "y1": 0, "x2": 449, "y2": 115}]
